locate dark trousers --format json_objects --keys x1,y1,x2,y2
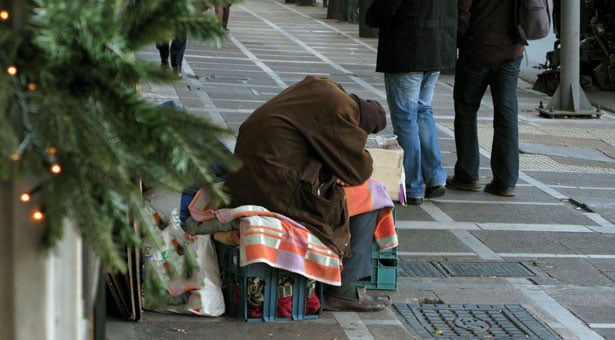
[
  {"x1": 453, "y1": 52, "x2": 523, "y2": 188},
  {"x1": 341, "y1": 210, "x2": 379, "y2": 285},
  {"x1": 156, "y1": 35, "x2": 187, "y2": 68}
]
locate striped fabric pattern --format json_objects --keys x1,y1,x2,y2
[{"x1": 188, "y1": 178, "x2": 398, "y2": 286}]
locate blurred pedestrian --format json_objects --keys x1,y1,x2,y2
[
  {"x1": 366, "y1": 0, "x2": 457, "y2": 205},
  {"x1": 156, "y1": 34, "x2": 187, "y2": 74},
  {"x1": 446, "y1": 0, "x2": 524, "y2": 197},
  {"x1": 215, "y1": 5, "x2": 230, "y2": 30}
]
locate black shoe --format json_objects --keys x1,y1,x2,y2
[
  {"x1": 484, "y1": 182, "x2": 515, "y2": 197},
  {"x1": 446, "y1": 176, "x2": 481, "y2": 191},
  {"x1": 425, "y1": 185, "x2": 446, "y2": 198},
  {"x1": 407, "y1": 197, "x2": 423, "y2": 205}
]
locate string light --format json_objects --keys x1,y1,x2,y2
[
  {"x1": 32, "y1": 209, "x2": 45, "y2": 221},
  {"x1": 20, "y1": 184, "x2": 42, "y2": 203},
  {"x1": 46, "y1": 148, "x2": 62, "y2": 174},
  {"x1": 0, "y1": 10, "x2": 9, "y2": 21},
  {"x1": 50, "y1": 163, "x2": 62, "y2": 174},
  {"x1": 11, "y1": 134, "x2": 33, "y2": 161},
  {"x1": 27, "y1": 83, "x2": 37, "y2": 91},
  {"x1": 6, "y1": 65, "x2": 17, "y2": 76},
  {"x1": 20, "y1": 192, "x2": 32, "y2": 202}
]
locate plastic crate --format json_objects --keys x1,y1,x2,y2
[
  {"x1": 353, "y1": 243, "x2": 398, "y2": 290},
  {"x1": 216, "y1": 242, "x2": 323, "y2": 322},
  {"x1": 353, "y1": 208, "x2": 398, "y2": 290}
]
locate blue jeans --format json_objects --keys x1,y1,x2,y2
[
  {"x1": 384, "y1": 72, "x2": 447, "y2": 199},
  {"x1": 453, "y1": 53, "x2": 523, "y2": 188}
]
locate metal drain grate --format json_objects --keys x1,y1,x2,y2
[
  {"x1": 441, "y1": 262, "x2": 536, "y2": 277},
  {"x1": 394, "y1": 303, "x2": 560, "y2": 339},
  {"x1": 399, "y1": 261, "x2": 447, "y2": 278}
]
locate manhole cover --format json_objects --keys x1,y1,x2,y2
[
  {"x1": 399, "y1": 261, "x2": 447, "y2": 278},
  {"x1": 394, "y1": 303, "x2": 560, "y2": 339},
  {"x1": 441, "y1": 262, "x2": 536, "y2": 277}
]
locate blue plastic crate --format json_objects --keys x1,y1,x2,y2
[{"x1": 216, "y1": 242, "x2": 323, "y2": 322}]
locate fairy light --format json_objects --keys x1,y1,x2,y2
[
  {"x1": 46, "y1": 147, "x2": 62, "y2": 174},
  {"x1": 19, "y1": 184, "x2": 42, "y2": 203},
  {"x1": 32, "y1": 209, "x2": 45, "y2": 221},
  {"x1": 0, "y1": 10, "x2": 9, "y2": 21},
  {"x1": 50, "y1": 163, "x2": 62, "y2": 174},
  {"x1": 20, "y1": 192, "x2": 31, "y2": 202},
  {"x1": 27, "y1": 83, "x2": 37, "y2": 91},
  {"x1": 7, "y1": 65, "x2": 17, "y2": 76}
]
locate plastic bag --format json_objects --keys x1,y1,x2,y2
[{"x1": 143, "y1": 210, "x2": 225, "y2": 317}]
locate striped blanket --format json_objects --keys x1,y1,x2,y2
[{"x1": 188, "y1": 178, "x2": 397, "y2": 286}]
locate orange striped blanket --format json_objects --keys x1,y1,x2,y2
[{"x1": 188, "y1": 178, "x2": 397, "y2": 286}]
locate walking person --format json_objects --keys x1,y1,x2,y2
[
  {"x1": 215, "y1": 5, "x2": 231, "y2": 30},
  {"x1": 446, "y1": 0, "x2": 524, "y2": 197},
  {"x1": 156, "y1": 34, "x2": 187, "y2": 74},
  {"x1": 366, "y1": 0, "x2": 457, "y2": 205}
]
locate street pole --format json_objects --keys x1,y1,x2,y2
[
  {"x1": 538, "y1": 0, "x2": 599, "y2": 118},
  {"x1": 0, "y1": 175, "x2": 17, "y2": 340}
]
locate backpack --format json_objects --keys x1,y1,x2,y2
[{"x1": 514, "y1": 0, "x2": 554, "y2": 45}]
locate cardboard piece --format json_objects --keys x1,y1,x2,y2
[{"x1": 368, "y1": 148, "x2": 405, "y2": 204}]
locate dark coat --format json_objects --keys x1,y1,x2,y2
[
  {"x1": 457, "y1": 0, "x2": 524, "y2": 60},
  {"x1": 366, "y1": 0, "x2": 458, "y2": 73},
  {"x1": 223, "y1": 76, "x2": 375, "y2": 257}
]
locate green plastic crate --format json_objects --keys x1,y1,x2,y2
[
  {"x1": 353, "y1": 243, "x2": 398, "y2": 290},
  {"x1": 353, "y1": 208, "x2": 398, "y2": 290}
]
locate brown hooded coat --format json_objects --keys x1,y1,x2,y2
[{"x1": 223, "y1": 75, "x2": 377, "y2": 257}]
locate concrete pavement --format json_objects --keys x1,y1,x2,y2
[{"x1": 107, "y1": 1, "x2": 615, "y2": 339}]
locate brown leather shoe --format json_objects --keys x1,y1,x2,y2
[
  {"x1": 484, "y1": 182, "x2": 515, "y2": 197},
  {"x1": 446, "y1": 176, "x2": 481, "y2": 191},
  {"x1": 323, "y1": 287, "x2": 391, "y2": 312}
]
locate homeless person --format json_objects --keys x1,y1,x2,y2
[{"x1": 223, "y1": 75, "x2": 392, "y2": 312}]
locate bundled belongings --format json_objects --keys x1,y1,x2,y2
[
  {"x1": 185, "y1": 178, "x2": 398, "y2": 321},
  {"x1": 142, "y1": 211, "x2": 225, "y2": 317}
]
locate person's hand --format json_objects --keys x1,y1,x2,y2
[{"x1": 336, "y1": 178, "x2": 349, "y2": 187}]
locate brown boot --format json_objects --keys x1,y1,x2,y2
[{"x1": 324, "y1": 286, "x2": 391, "y2": 312}]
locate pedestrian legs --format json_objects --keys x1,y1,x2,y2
[
  {"x1": 155, "y1": 42, "x2": 170, "y2": 67},
  {"x1": 489, "y1": 55, "x2": 523, "y2": 188},
  {"x1": 170, "y1": 35, "x2": 187, "y2": 73},
  {"x1": 453, "y1": 53, "x2": 490, "y2": 182},
  {"x1": 385, "y1": 72, "x2": 446, "y2": 200}
]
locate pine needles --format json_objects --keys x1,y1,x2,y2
[{"x1": 0, "y1": 0, "x2": 241, "y2": 272}]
